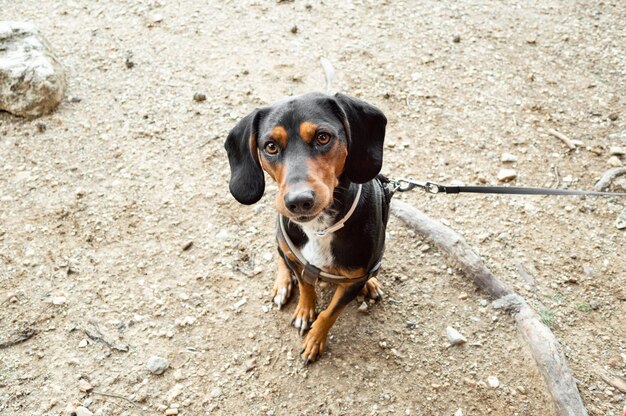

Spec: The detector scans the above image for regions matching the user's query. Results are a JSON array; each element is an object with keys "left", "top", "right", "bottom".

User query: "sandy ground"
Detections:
[{"left": 1, "top": 1, "right": 625, "bottom": 415}]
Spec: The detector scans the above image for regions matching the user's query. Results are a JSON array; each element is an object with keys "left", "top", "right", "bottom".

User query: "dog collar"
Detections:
[{"left": 314, "top": 183, "right": 362, "bottom": 237}]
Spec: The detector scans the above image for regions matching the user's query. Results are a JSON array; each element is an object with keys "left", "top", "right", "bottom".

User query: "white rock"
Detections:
[
  {"left": 147, "top": 356, "right": 169, "bottom": 375},
  {"left": 74, "top": 407, "right": 93, "bottom": 416},
  {"left": 608, "top": 156, "right": 622, "bottom": 167},
  {"left": 609, "top": 146, "right": 625, "bottom": 156},
  {"left": 446, "top": 326, "right": 467, "bottom": 345},
  {"left": 51, "top": 296, "right": 66, "bottom": 305},
  {"left": 501, "top": 153, "right": 518, "bottom": 163},
  {"left": 0, "top": 21, "right": 66, "bottom": 117},
  {"left": 497, "top": 169, "right": 517, "bottom": 182},
  {"left": 454, "top": 409, "right": 464, "bottom": 416},
  {"left": 488, "top": 375, "right": 500, "bottom": 388},
  {"left": 358, "top": 301, "right": 369, "bottom": 313},
  {"left": 210, "top": 387, "right": 223, "bottom": 398}
]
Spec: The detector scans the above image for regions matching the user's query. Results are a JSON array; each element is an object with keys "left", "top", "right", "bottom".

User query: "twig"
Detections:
[
  {"left": 84, "top": 321, "right": 129, "bottom": 352},
  {"left": 552, "top": 166, "right": 560, "bottom": 189},
  {"left": 391, "top": 199, "right": 588, "bottom": 416},
  {"left": 0, "top": 327, "right": 37, "bottom": 349},
  {"left": 516, "top": 263, "right": 536, "bottom": 287},
  {"left": 547, "top": 128, "right": 576, "bottom": 150},
  {"left": 593, "top": 167, "right": 626, "bottom": 191},
  {"left": 91, "top": 390, "right": 138, "bottom": 407},
  {"left": 596, "top": 370, "right": 626, "bottom": 393}
]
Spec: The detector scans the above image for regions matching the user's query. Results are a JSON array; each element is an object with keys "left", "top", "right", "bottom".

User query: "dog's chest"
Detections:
[{"left": 299, "top": 217, "right": 335, "bottom": 269}]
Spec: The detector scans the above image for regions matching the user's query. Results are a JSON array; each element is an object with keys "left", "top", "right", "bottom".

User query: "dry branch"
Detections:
[
  {"left": 391, "top": 199, "right": 588, "bottom": 416},
  {"left": 593, "top": 167, "right": 626, "bottom": 192},
  {"left": 548, "top": 128, "right": 576, "bottom": 150}
]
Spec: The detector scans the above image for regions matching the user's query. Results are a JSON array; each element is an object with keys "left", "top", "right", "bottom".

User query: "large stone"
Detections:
[{"left": 0, "top": 21, "right": 66, "bottom": 117}]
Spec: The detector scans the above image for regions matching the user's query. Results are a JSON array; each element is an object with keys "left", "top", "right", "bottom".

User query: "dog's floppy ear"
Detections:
[
  {"left": 224, "top": 109, "right": 265, "bottom": 204},
  {"left": 333, "top": 93, "right": 387, "bottom": 183}
]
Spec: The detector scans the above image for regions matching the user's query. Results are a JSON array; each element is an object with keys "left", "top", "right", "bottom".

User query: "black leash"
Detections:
[{"left": 390, "top": 178, "right": 626, "bottom": 197}]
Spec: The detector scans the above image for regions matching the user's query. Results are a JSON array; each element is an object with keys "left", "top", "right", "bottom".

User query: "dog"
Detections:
[{"left": 225, "top": 92, "right": 390, "bottom": 363}]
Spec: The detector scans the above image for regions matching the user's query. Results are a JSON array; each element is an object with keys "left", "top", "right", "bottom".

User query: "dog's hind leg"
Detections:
[{"left": 359, "top": 277, "right": 384, "bottom": 302}]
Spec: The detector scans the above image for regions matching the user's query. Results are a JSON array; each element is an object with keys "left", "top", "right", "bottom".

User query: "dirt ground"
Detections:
[{"left": 1, "top": 1, "right": 625, "bottom": 415}]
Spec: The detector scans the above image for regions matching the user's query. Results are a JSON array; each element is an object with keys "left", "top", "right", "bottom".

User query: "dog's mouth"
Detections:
[{"left": 293, "top": 214, "right": 318, "bottom": 223}]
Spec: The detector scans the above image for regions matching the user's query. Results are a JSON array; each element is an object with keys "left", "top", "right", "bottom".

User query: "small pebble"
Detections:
[
  {"left": 446, "top": 326, "right": 467, "bottom": 346},
  {"left": 358, "top": 301, "right": 369, "bottom": 313},
  {"left": 52, "top": 296, "right": 66, "bottom": 305},
  {"left": 150, "top": 13, "right": 164, "bottom": 23},
  {"left": 147, "top": 356, "right": 169, "bottom": 375},
  {"left": 165, "top": 409, "right": 178, "bottom": 415},
  {"left": 607, "top": 156, "right": 622, "bottom": 167},
  {"left": 609, "top": 146, "right": 625, "bottom": 156},
  {"left": 182, "top": 241, "right": 193, "bottom": 251},
  {"left": 501, "top": 153, "right": 518, "bottom": 163},
  {"left": 589, "top": 300, "right": 600, "bottom": 310},
  {"left": 497, "top": 169, "right": 517, "bottom": 182},
  {"left": 193, "top": 93, "right": 206, "bottom": 102},
  {"left": 78, "top": 379, "right": 93, "bottom": 392},
  {"left": 452, "top": 34, "right": 461, "bottom": 43},
  {"left": 290, "top": 25, "right": 298, "bottom": 34},
  {"left": 75, "top": 407, "right": 93, "bottom": 416},
  {"left": 454, "top": 409, "right": 464, "bottom": 416},
  {"left": 78, "top": 339, "right": 88, "bottom": 348},
  {"left": 488, "top": 375, "right": 500, "bottom": 388},
  {"left": 458, "top": 293, "right": 468, "bottom": 300},
  {"left": 608, "top": 113, "right": 618, "bottom": 121},
  {"left": 245, "top": 359, "right": 257, "bottom": 372},
  {"left": 124, "top": 52, "right": 134, "bottom": 69},
  {"left": 211, "top": 387, "right": 223, "bottom": 398}
]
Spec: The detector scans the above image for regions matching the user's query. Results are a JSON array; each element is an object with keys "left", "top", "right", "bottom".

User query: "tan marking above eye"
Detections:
[
  {"left": 299, "top": 121, "right": 318, "bottom": 143},
  {"left": 271, "top": 125, "right": 288, "bottom": 148}
]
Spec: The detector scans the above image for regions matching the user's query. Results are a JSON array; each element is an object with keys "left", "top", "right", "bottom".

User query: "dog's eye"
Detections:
[
  {"left": 264, "top": 141, "right": 279, "bottom": 155},
  {"left": 315, "top": 132, "right": 331, "bottom": 146}
]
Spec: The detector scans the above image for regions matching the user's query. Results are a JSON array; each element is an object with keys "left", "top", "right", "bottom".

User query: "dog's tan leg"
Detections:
[
  {"left": 271, "top": 256, "right": 293, "bottom": 309},
  {"left": 301, "top": 271, "right": 367, "bottom": 363},
  {"left": 300, "top": 284, "right": 349, "bottom": 363},
  {"left": 292, "top": 278, "right": 316, "bottom": 336}
]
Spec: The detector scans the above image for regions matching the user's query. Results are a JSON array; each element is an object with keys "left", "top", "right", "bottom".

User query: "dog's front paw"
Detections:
[
  {"left": 359, "top": 277, "right": 384, "bottom": 302},
  {"left": 271, "top": 271, "right": 294, "bottom": 309},
  {"left": 300, "top": 323, "right": 328, "bottom": 364},
  {"left": 292, "top": 298, "right": 316, "bottom": 336}
]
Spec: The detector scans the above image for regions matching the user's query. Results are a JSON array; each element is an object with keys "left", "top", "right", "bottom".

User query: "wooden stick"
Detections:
[
  {"left": 547, "top": 128, "right": 576, "bottom": 150},
  {"left": 593, "top": 167, "right": 626, "bottom": 191},
  {"left": 596, "top": 370, "right": 626, "bottom": 393},
  {"left": 91, "top": 390, "right": 137, "bottom": 407},
  {"left": 391, "top": 199, "right": 588, "bottom": 416}
]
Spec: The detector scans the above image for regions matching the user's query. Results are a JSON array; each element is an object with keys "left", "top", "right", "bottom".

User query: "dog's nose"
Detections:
[{"left": 284, "top": 189, "right": 316, "bottom": 215}]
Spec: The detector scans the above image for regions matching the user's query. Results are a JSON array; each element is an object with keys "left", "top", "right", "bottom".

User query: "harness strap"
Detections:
[{"left": 277, "top": 215, "right": 381, "bottom": 286}]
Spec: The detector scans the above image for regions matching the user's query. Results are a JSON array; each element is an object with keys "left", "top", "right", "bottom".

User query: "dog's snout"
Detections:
[{"left": 284, "top": 189, "right": 316, "bottom": 215}]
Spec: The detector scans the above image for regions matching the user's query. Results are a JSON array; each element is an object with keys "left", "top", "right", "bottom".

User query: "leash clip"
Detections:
[{"left": 394, "top": 178, "right": 441, "bottom": 194}]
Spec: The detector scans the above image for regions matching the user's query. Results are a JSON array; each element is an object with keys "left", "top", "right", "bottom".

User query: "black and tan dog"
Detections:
[{"left": 225, "top": 92, "right": 390, "bottom": 363}]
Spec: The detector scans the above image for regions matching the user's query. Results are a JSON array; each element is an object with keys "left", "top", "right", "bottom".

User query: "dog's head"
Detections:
[{"left": 224, "top": 92, "right": 387, "bottom": 223}]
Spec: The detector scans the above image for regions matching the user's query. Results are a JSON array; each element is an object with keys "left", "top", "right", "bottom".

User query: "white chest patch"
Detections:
[{"left": 299, "top": 215, "right": 335, "bottom": 269}]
